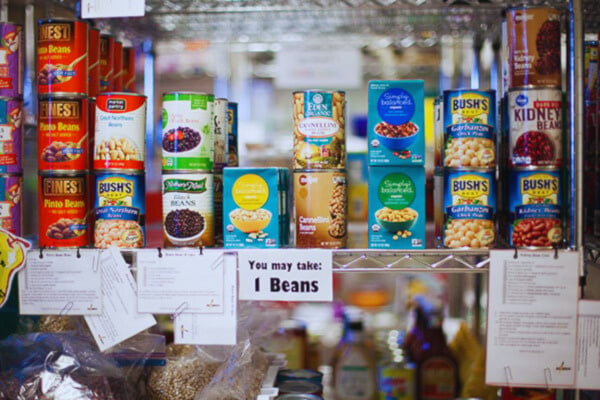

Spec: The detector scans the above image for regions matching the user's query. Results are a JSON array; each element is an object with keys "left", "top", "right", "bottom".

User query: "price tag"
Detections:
[
  {"left": 136, "top": 249, "right": 225, "bottom": 314},
  {"left": 85, "top": 247, "right": 156, "bottom": 352},
  {"left": 485, "top": 250, "right": 579, "bottom": 388},
  {"left": 81, "top": 0, "right": 145, "bottom": 18},
  {"left": 19, "top": 249, "right": 101, "bottom": 315},
  {"left": 238, "top": 249, "right": 333, "bottom": 302},
  {"left": 576, "top": 300, "right": 600, "bottom": 389}
]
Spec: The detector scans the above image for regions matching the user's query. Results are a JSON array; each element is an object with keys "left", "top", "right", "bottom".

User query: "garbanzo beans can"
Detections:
[
  {"left": 293, "top": 90, "right": 346, "bottom": 170},
  {"left": 294, "top": 170, "right": 347, "bottom": 248}
]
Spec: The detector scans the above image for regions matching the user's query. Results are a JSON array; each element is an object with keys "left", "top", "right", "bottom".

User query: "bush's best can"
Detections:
[
  {"left": 0, "top": 173, "right": 21, "bottom": 236},
  {"left": 0, "top": 97, "right": 22, "bottom": 173},
  {"left": 99, "top": 34, "right": 114, "bottom": 93},
  {"left": 0, "top": 23, "right": 23, "bottom": 98},
  {"left": 88, "top": 28, "right": 100, "bottom": 98},
  {"left": 213, "top": 98, "right": 229, "bottom": 171}
]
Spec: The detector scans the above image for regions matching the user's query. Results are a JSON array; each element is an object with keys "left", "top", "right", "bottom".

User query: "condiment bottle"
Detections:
[{"left": 377, "top": 331, "right": 416, "bottom": 400}]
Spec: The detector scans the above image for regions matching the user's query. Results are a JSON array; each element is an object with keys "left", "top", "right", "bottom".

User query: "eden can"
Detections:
[
  {"left": 227, "top": 102, "right": 239, "bottom": 167},
  {"left": 162, "top": 172, "right": 214, "bottom": 248},
  {"left": 213, "top": 98, "right": 229, "bottom": 171},
  {"left": 99, "top": 34, "right": 114, "bottom": 93},
  {"left": 0, "top": 97, "right": 23, "bottom": 173},
  {"left": 93, "top": 92, "right": 146, "bottom": 171},
  {"left": 94, "top": 171, "right": 145, "bottom": 249},
  {"left": 38, "top": 172, "right": 89, "bottom": 248},
  {"left": 0, "top": 173, "right": 21, "bottom": 236},
  {"left": 37, "top": 19, "right": 88, "bottom": 96},
  {"left": 0, "top": 23, "right": 23, "bottom": 98},
  {"left": 88, "top": 28, "right": 100, "bottom": 98}
]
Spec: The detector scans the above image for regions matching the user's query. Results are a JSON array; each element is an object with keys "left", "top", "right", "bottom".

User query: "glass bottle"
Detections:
[{"left": 377, "top": 330, "right": 416, "bottom": 400}]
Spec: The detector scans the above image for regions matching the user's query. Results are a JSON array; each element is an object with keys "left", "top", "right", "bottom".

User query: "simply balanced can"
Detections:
[
  {"left": 0, "top": 23, "right": 23, "bottom": 98},
  {"left": 0, "top": 173, "right": 21, "bottom": 236},
  {"left": 0, "top": 97, "right": 22, "bottom": 173}
]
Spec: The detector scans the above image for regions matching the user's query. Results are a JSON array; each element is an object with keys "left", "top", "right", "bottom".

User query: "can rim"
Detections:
[
  {"left": 509, "top": 166, "right": 562, "bottom": 172},
  {"left": 508, "top": 86, "right": 563, "bottom": 92},
  {"left": 293, "top": 89, "right": 346, "bottom": 95},
  {"left": 38, "top": 170, "right": 88, "bottom": 176},
  {"left": 38, "top": 93, "right": 88, "bottom": 100},
  {"left": 161, "top": 170, "right": 214, "bottom": 175},
  {"left": 96, "top": 92, "right": 146, "bottom": 98},
  {"left": 443, "top": 167, "right": 496, "bottom": 173},
  {"left": 92, "top": 170, "right": 145, "bottom": 175},
  {"left": 443, "top": 89, "right": 497, "bottom": 95},
  {"left": 38, "top": 18, "right": 90, "bottom": 25},
  {"left": 163, "top": 91, "right": 214, "bottom": 97}
]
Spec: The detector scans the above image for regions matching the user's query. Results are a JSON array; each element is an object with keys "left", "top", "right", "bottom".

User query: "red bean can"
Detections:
[
  {"left": 37, "top": 19, "right": 88, "bottom": 96},
  {"left": 99, "top": 34, "right": 114, "bottom": 93},
  {"left": 508, "top": 87, "right": 562, "bottom": 167},
  {"left": 38, "top": 95, "right": 89, "bottom": 172},
  {"left": 88, "top": 28, "right": 100, "bottom": 98},
  {"left": 0, "top": 97, "right": 23, "bottom": 174},
  {"left": 0, "top": 23, "right": 23, "bottom": 98},
  {"left": 122, "top": 46, "right": 135, "bottom": 92},
  {"left": 38, "top": 172, "right": 89, "bottom": 248},
  {"left": 112, "top": 41, "right": 123, "bottom": 91},
  {"left": 0, "top": 173, "right": 22, "bottom": 236},
  {"left": 506, "top": 6, "right": 562, "bottom": 88}
]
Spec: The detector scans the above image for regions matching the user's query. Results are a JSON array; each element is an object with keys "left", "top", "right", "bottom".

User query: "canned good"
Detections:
[
  {"left": 88, "top": 28, "right": 100, "bottom": 98},
  {"left": 99, "top": 34, "right": 114, "bottom": 93},
  {"left": 584, "top": 41, "right": 598, "bottom": 102},
  {"left": 294, "top": 170, "right": 347, "bottom": 249},
  {"left": 508, "top": 167, "right": 562, "bottom": 248},
  {"left": 112, "top": 41, "right": 123, "bottom": 92},
  {"left": 122, "top": 47, "right": 136, "bottom": 92},
  {"left": 38, "top": 96, "right": 88, "bottom": 171},
  {"left": 277, "top": 369, "right": 323, "bottom": 384},
  {"left": 276, "top": 395, "right": 323, "bottom": 400},
  {"left": 37, "top": 19, "right": 88, "bottom": 96},
  {"left": 38, "top": 172, "right": 88, "bottom": 248},
  {"left": 293, "top": 90, "right": 346, "bottom": 170},
  {"left": 278, "top": 380, "right": 323, "bottom": 396},
  {"left": 434, "top": 95, "right": 443, "bottom": 167},
  {"left": 213, "top": 98, "right": 228, "bottom": 171},
  {"left": 0, "top": 23, "right": 23, "bottom": 98},
  {"left": 214, "top": 171, "right": 223, "bottom": 246},
  {"left": 508, "top": 87, "right": 562, "bottom": 167},
  {"left": 93, "top": 92, "right": 146, "bottom": 170},
  {"left": 88, "top": 97, "right": 96, "bottom": 171},
  {"left": 227, "top": 102, "right": 238, "bottom": 166},
  {"left": 0, "top": 97, "right": 22, "bottom": 173},
  {"left": 443, "top": 89, "right": 496, "bottom": 168},
  {"left": 506, "top": 6, "right": 562, "bottom": 88},
  {"left": 161, "top": 92, "right": 214, "bottom": 171},
  {"left": 443, "top": 168, "right": 496, "bottom": 249},
  {"left": 0, "top": 173, "right": 21, "bottom": 236},
  {"left": 162, "top": 172, "right": 214, "bottom": 247},
  {"left": 93, "top": 171, "right": 145, "bottom": 249}
]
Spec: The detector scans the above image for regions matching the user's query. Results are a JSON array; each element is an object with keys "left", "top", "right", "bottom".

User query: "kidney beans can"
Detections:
[
  {"left": 123, "top": 47, "right": 136, "bottom": 92},
  {"left": 161, "top": 92, "right": 214, "bottom": 171},
  {"left": 162, "top": 172, "right": 214, "bottom": 248},
  {"left": 112, "top": 41, "right": 123, "bottom": 92},
  {"left": 0, "top": 97, "right": 22, "bottom": 173},
  {"left": 443, "top": 89, "right": 496, "bottom": 168},
  {"left": 293, "top": 90, "right": 346, "bottom": 170},
  {"left": 0, "top": 23, "right": 23, "bottom": 98},
  {"left": 506, "top": 6, "right": 562, "bottom": 88},
  {"left": 88, "top": 28, "right": 100, "bottom": 98},
  {"left": 94, "top": 92, "right": 146, "bottom": 171},
  {"left": 213, "top": 98, "right": 229, "bottom": 171},
  {"left": 443, "top": 168, "right": 496, "bottom": 249},
  {"left": 38, "top": 96, "right": 88, "bottom": 171},
  {"left": 0, "top": 173, "right": 21, "bottom": 236},
  {"left": 294, "top": 170, "right": 347, "bottom": 248},
  {"left": 227, "top": 102, "right": 238, "bottom": 167},
  {"left": 93, "top": 171, "right": 145, "bottom": 249},
  {"left": 99, "top": 34, "right": 114, "bottom": 93},
  {"left": 508, "top": 87, "right": 562, "bottom": 167},
  {"left": 38, "top": 172, "right": 89, "bottom": 248},
  {"left": 508, "top": 167, "right": 562, "bottom": 248},
  {"left": 37, "top": 19, "right": 88, "bottom": 96}
]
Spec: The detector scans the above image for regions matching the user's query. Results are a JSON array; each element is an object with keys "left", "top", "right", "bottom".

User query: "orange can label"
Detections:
[
  {"left": 88, "top": 28, "right": 100, "bottom": 98},
  {"left": 99, "top": 34, "right": 114, "bottom": 92},
  {"left": 38, "top": 174, "right": 89, "bottom": 248},
  {"left": 37, "top": 19, "right": 88, "bottom": 95}
]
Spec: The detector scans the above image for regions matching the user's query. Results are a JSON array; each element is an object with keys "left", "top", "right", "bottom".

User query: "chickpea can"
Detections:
[
  {"left": 0, "top": 173, "right": 21, "bottom": 236},
  {"left": 509, "top": 168, "right": 562, "bottom": 248},
  {"left": 293, "top": 90, "right": 346, "bottom": 170},
  {"left": 0, "top": 97, "right": 22, "bottom": 173},
  {"left": 443, "top": 168, "right": 496, "bottom": 249},
  {"left": 37, "top": 19, "right": 88, "bottom": 96},
  {"left": 0, "top": 23, "right": 23, "bottom": 98},
  {"left": 38, "top": 172, "right": 88, "bottom": 248},
  {"left": 94, "top": 92, "right": 146, "bottom": 171}
]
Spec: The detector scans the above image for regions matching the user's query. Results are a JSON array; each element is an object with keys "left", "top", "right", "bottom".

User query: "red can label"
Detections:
[
  {"left": 37, "top": 19, "right": 88, "bottom": 95},
  {"left": 112, "top": 41, "right": 123, "bottom": 91},
  {"left": 123, "top": 47, "right": 135, "bottom": 92},
  {"left": 99, "top": 34, "right": 114, "bottom": 93},
  {"left": 38, "top": 97, "right": 89, "bottom": 171},
  {"left": 88, "top": 28, "right": 100, "bottom": 98},
  {"left": 38, "top": 174, "right": 89, "bottom": 248}
]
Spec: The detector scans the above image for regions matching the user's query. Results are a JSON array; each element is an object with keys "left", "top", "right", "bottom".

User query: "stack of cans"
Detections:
[{"left": 583, "top": 40, "right": 599, "bottom": 235}]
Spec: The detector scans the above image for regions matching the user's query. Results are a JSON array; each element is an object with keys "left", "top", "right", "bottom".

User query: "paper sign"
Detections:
[
  {"left": 576, "top": 300, "right": 600, "bottom": 389},
  {"left": 0, "top": 229, "right": 31, "bottom": 309},
  {"left": 136, "top": 249, "right": 225, "bottom": 314},
  {"left": 85, "top": 247, "right": 156, "bottom": 352},
  {"left": 174, "top": 253, "right": 237, "bottom": 345},
  {"left": 486, "top": 250, "right": 579, "bottom": 388},
  {"left": 19, "top": 249, "right": 101, "bottom": 315},
  {"left": 238, "top": 249, "right": 333, "bottom": 302},
  {"left": 82, "top": 0, "right": 145, "bottom": 18}
]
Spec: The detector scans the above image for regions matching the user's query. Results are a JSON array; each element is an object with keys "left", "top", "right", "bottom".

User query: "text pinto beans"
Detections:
[{"left": 0, "top": 23, "right": 23, "bottom": 98}]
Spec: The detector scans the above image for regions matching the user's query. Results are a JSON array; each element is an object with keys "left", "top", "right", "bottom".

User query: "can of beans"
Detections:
[
  {"left": 214, "top": 170, "right": 223, "bottom": 246},
  {"left": 443, "top": 168, "right": 496, "bottom": 249},
  {"left": 38, "top": 172, "right": 89, "bottom": 248},
  {"left": 443, "top": 89, "right": 496, "bottom": 168},
  {"left": 227, "top": 101, "right": 238, "bottom": 167},
  {"left": 93, "top": 92, "right": 146, "bottom": 171},
  {"left": 88, "top": 28, "right": 100, "bottom": 98},
  {"left": 93, "top": 171, "right": 145, "bottom": 249},
  {"left": 38, "top": 95, "right": 88, "bottom": 171},
  {"left": 99, "top": 34, "right": 114, "bottom": 93},
  {"left": 584, "top": 41, "right": 598, "bottom": 102},
  {"left": 112, "top": 41, "right": 123, "bottom": 92},
  {"left": 0, "top": 23, "right": 23, "bottom": 98},
  {"left": 508, "top": 167, "right": 562, "bottom": 248},
  {"left": 37, "top": 19, "right": 88, "bottom": 96},
  {"left": 88, "top": 97, "right": 96, "bottom": 171},
  {"left": 434, "top": 95, "right": 443, "bottom": 167},
  {"left": 122, "top": 47, "right": 135, "bottom": 92},
  {"left": 506, "top": 6, "right": 562, "bottom": 88},
  {"left": 0, "top": 97, "right": 22, "bottom": 173},
  {"left": 294, "top": 170, "right": 347, "bottom": 248},
  {"left": 161, "top": 92, "right": 214, "bottom": 171},
  {"left": 293, "top": 90, "right": 346, "bottom": 170},
  {"left": 213, "top": 98, "right": 229, "bottom": 171},
  {"left": 162, "top": 172, "right": 214, "bottom": 247},
  {"left": 508, "top": 87, "right": 562, "bottom": 167},
  {"left": 0, "top": 173, "right": 22, "bottom": 236}
]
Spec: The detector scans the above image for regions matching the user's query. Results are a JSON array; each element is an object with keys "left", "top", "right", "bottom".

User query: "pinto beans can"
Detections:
[
  {"left": 0, "top": 173, "right": 21, "bottom": 236},
  {"left": 94, "top": 171, "right": 145, "bottom": 248},
  {"left": 37, "top": 19, "right": 88, "bottom": 96},
  {"left": 122, "top": 47, "right": 136, "bottom": 92},
  {"left": 0, "top": 97, "right": 22, "bottom": 173},
  {"left": 38, "top": 96, "right": 88, "bottom": 171},
  {"left": 507, "top": 6, "right": 562, "bottom": 88},
  {"left": 88, "top": 28, "right": 100, "bottom": 98},
  {"left": 94, "top": 92, "right": 146, "bottom": 171},
  {"left": 509, "top": 168, "right": 562, "bottom": 248},
  {"left": 38, "top": 172, "right": 88, "bottom": 248},
  {"left": 99, "top": 34, "right": 114, "bottom": 93},
  {"left": 0, "top": 23, "right": 23, "bottom": 98},
  {"left": 508, "top": 87, "right": 563, "bottom": 167}
]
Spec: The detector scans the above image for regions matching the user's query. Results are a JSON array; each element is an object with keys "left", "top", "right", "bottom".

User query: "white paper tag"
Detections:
[
  {"left": 85, "top": 247, "right": 156, "bottom": 352},
  {"left": 238, "top": 249, "right": 333, "bottom": 302},
  {"left": 19, "top": 250, "right": 101, "bottom": 315},
  {"left": 81, "top": 0, "right": 145, "bottom": 18},
  {"left": 136, "top": 249, "right": 225, "bottom": 314},
  {"left": 485, "top": 250, "right": 579, "bottom": 388},
  {"left": 576, "top": 300, "right": 600, "bottom": 389},
  {"left": 174, "top": 253, "right": 237, "bottom": 345}
]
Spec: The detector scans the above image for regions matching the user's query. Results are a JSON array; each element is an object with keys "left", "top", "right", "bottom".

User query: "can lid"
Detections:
[
  {"left": 38, "top": 170, "right": 88, "bottom": 177},
  {"left": 443, "top": 167, "right": 496, "bottom": 174},
  {"left": 508, "top": 86, "right": 563, "bottom": 92},
  {"left": 293, "top": 89, "right": 346, "bottom": 95},
  {"left": 509, "top": 166, "right": 562, "bottom": 172},
  {"left": 96, "top": 92, "right": 146, "bottom": 98},
  {"left": 38, "top": 93, "right": 88, "bottom": 100},
  {"left": 443, "top": 89, "right": 496, "bottom": 95}
]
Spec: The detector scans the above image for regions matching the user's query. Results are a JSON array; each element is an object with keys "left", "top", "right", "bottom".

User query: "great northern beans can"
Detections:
[
  {"left": 0, "top": 173, "right": 21, "bottom": 236},
  {"left": 0, "top": 97, "right": 22, "bottom": 173},
  {"left": 0, "top": 23, "right": 23, "bottom": 98},
  {"left": 99, "top": 34, "right": 114, "bottom": 93}
]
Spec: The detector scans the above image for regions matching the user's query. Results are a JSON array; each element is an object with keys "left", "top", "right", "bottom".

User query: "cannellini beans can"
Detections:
[
  {"left": 0, "top": 97, "right": 23, "bottom": 173},
  {"left": 0, "top": 23, "right": 23, "bottom": 98},
  {"left": 88, "top": 28, "right": 100, "bottom": 98},
  {"left": 0, "top": 173, "right": 21, "bottom": 236},
  {"left": 213, "top": 98, "right": 229, "bottom": 171},
  {"left": 99, "top": 34, "right": 114, "bottom": 93},
  {"left": 294, "top": 170, "right": 347, "bottom": 248},
  {"left": 93, "top": 92, "right": 146, "bottom": 171}
]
